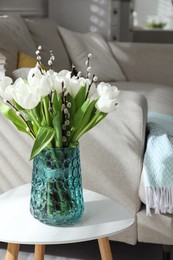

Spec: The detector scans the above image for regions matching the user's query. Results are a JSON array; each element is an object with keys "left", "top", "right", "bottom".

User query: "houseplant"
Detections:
[
  {"left": 146, "top": 16, "right": 167, "bottom": 29},
  {"left": 0, "top": 46, "right": 119, "bottom": 225}
]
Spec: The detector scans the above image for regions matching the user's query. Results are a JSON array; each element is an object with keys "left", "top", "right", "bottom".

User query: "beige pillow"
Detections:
[
  {"left": 25, "top": 19, "right": 71, "bottom": 71},
  {"left": 0, "top": 15, "right": 36, "bottom": 77},
  {"left": 5, "top": 15, "right": 36, "bottom": 56},
  {"left": 58, "top": 26, "right": 126, "bottom": 82}
]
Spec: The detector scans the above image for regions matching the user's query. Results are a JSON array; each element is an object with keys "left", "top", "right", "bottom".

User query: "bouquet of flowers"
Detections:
[{"left": 0, "top": 46, "right": 119, "bottom": 160}]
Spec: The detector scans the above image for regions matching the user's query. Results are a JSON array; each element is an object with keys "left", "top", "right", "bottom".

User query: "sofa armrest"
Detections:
[{"left": 81, "top": 90, "right": 147, "bottom": 214}]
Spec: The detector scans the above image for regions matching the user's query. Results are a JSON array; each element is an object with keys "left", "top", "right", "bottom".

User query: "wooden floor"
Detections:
[{"left": 0, "top": 240, "right": 172, "bottom": 260}]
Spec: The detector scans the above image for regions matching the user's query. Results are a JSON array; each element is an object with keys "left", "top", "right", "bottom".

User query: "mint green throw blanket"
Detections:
[{"left": 143, "top": 113, "right": 173, "bottom": 215}]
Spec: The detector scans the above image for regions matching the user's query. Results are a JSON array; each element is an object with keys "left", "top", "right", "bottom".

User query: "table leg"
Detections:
[
  {"left": 98, "top": 237, "right": 113, "bottom": 260},
  {"left": 6, "top": 243, "right": 20, "bottom": 260},
  {"left": 34, "top": 244, "right": 45, "bottom": 260}
]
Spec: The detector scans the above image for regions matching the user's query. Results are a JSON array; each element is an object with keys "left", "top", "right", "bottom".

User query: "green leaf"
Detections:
[
  {"left": 0, "top": 103, "right": 32, "bottom": 137},
  {"left": 53, "top": 112, "right": 62, "bottom": 147},
  {"left": 53, "top": 92, "right": 62, "bottom": 115},
  {"left": 25, "top": 106, "right": 41, "bottom": 135},
  {"left": 69, "top": 99, "right": 97, "bottom": 143},
  {"left": 74, "top": 85, "right": 87, "bottom": 111},
  {"left": 32, "top": 103, "right": 41, "bottom": 123},
  {"left": 40, "top": 101, "right": 47, "bottom": 127},
  {"left": 70, "top": 99, "right": 90, "bottom": 133},
  {"left": 30, "top": 126, "right": 55, "bottom": 160},
  {"left": 70, "top": 112, "right": 107, "bottom": 144},
  {"left": 77, "top": 99, "right": 98, "bottom": 130},
  {"left": 85, "top": 112, "right": 107, "bottom": 132}
]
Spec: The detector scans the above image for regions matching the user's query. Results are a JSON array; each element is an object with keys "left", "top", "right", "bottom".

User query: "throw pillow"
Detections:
[
  {"left": 58, "top": 26, "right": 126, "bottom": 82},
  {"left": 25, "top": 18, "right": 71, "bottom": 71},
  {"left": 18, "top": 52, "right": 37, "bottom": 68},
  {"left": 17, "top": 52, "right": 47, "bottom": 70}
]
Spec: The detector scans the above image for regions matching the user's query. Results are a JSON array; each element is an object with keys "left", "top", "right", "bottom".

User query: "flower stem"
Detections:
[
  {"left": 28, "top": 110, "right": 40, "bottom": 128},
  {"left": 42, "top": 97, "right": 50, "bottom": 126}
]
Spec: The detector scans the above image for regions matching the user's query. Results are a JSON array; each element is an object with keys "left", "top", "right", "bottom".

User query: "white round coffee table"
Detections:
[{"left": 0, "top": 184, "right": 134, "bottom": 260}]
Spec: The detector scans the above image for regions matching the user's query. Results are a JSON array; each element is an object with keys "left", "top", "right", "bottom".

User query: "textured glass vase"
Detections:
[{"left": 30, "top": 145, "right": 84, "bottom": 226}]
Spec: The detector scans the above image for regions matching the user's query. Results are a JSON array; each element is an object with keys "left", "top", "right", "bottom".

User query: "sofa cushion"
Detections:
[
  {"left": 0, "top": 15, "right": 36, "bottom": 77},
  {"left": 109, "top": 42, "right": 173, "bottom": 87},
  {"left": 114, "top": 81, "right": 173, "bottom": 116},
  {"left": 58, "top": 26, "right": 126, "bottom": 82},
  {"left": 25, "top": 18, "right": 71, "bottom": 71}
]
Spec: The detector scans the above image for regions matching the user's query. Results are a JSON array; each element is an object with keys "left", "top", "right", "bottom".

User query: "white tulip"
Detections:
[
  {"left": 7, "top": 78, "right": 40, "bottom": 109},
  {"left": 95, "top": 95, "right": 118, "bottom": 113},
  {"left": 45, "top": 70, "right": 96, "bottom": 98},
  {"left": 95, "top": 82, "right": 119, "bottom": 113},
  {"left": 44, "top": 70, "right": 57, "bottom": 91},
  {"left": 0, "top": 76, "right": 13, "bottom": 100},
  {"left": 27, "top": 65, "right": 43, "bottom": 84},
  {"left": 54, "top": 74, "right": 70, "bottom": 94},
  {"left": 36, "top": 77, "right": 52, "bottom": 97},
  {"left": 45, "top": 70, "right": 70, "bottom": 95},
  {"left": 67, "top": 77, "right": 87, "bottom": 98},
  {"left": 28, "top": 67, "right": 52, "bottom": 98},
  {"left": 58, "top": 70, "right": 71, "bottom": 78},
  {"left": 97, "top": 82, "right": 119, "bottom": 99}
]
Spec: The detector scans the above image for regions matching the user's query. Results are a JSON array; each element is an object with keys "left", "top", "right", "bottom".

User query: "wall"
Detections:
[{"left": 0, "top": 0, "right": 48, "bottom": 17}]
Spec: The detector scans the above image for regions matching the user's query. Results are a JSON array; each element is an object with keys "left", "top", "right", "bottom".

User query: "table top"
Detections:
[{"left": 0, "top": 184, "right": 134, "bottom": 245}]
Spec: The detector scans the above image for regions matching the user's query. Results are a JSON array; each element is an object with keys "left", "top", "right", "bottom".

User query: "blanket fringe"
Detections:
[{"left": 145, "top": 187, "right": 173, "bottom": 216}]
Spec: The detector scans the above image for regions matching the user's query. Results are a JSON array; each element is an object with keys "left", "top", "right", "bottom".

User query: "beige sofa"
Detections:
[{"left": 0, "top": 14, "right": 173, "bottom": 254}]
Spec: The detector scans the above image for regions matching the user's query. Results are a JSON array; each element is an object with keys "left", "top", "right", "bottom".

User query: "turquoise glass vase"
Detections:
[{"left": 30, "top": 145, "right": 84, "bottom": 226}]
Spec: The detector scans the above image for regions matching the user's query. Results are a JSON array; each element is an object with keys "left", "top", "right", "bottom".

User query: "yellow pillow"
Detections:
[{"left": 18, "top": 52, "right": 47, "bottom": 70}]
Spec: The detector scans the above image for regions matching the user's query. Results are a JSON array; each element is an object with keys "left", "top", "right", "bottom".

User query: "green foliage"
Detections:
[
  {"left": 0, "top": 84, "right": 109, "bottom": 160},
  {"left": 146, "top": 22, "right": 167, "bottom": 29}
]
